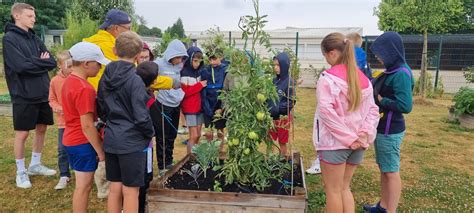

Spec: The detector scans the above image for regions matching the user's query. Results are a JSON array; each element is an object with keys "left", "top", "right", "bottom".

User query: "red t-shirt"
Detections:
[{"left": 61, "top": 74, "right": 97, "bottom": 146}]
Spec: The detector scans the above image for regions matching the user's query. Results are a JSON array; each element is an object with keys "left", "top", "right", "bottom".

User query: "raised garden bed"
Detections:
[{"left": 147, "top": 152, "right": 308, "bottom": 212}]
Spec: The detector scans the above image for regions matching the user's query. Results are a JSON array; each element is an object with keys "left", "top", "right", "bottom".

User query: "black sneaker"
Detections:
[{"left": 363, "top": 202, "right": 387, "bottom": 213}]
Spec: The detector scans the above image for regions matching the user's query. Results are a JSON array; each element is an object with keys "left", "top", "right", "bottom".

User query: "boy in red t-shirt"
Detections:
[{"left": 62, "top": 42, "right": 110, "bottom": 212}]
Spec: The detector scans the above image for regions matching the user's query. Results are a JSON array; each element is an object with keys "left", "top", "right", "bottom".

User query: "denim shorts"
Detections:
[
  {"left": 65, "top": 143, "right": 98, "bottom": 172},
  {"left": 318, "top": 149, "right": 365, "bottom": 165},
  {"left": 374, "top": 131, "right": 405, "bottom": 172}
]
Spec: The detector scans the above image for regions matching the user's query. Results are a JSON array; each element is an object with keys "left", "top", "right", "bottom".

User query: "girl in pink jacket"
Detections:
[{"left": 313, "top": 32, "right": 379, "bottom": 213}]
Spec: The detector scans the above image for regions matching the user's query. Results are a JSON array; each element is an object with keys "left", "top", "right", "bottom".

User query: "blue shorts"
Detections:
[
  {"left": 374, "top": 131, "right": 405, "bottom": 173},
  {"left": 65, "top": 143, "right": 98, "bottom": 172}
]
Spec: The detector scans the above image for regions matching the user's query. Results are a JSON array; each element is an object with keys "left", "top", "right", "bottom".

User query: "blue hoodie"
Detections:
[
  {"left": 269, "top": 52, "right": 296, "bottom": 120},
  {"left": 354, "top": 47, "right": 371, "bottom": 80},
  {"left": 201, "top": 59, "right": 229, "bottom": 117},
  {"left": 370, "top": 32, "right": 414, "bottom": 135},
  {"left": 154, "top": 39, "right": 189, "bottom": 107}
]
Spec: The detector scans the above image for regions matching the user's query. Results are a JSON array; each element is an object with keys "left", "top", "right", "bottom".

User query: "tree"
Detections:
[
  {"left": 165, "top": 18, "right": 186, "bottom": 38},
  {"left": 137, "top": 24, "right": 162, "bottom": 37},
  {"left": 375, "top": 0, "right": 466, "bottom": 98},
  {"left": 74, "top": 0, "right": 135, "bottom": 24}
]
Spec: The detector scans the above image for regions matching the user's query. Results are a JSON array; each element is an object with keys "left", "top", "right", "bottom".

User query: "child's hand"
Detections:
[
  {"left": 201, "top": 80, "right": 207, "bottom": 87},
  {"left": 350, "top": 141, "right": 363, "bottom": 150},
  {"left": 40, "top": 52, "right": 50, "bottom": 59},
  {"left": 97, "top": 152, "right": 105, "bottom": 162}
]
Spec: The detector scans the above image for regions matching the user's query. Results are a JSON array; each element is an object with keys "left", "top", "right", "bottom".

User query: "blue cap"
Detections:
[{"left": 99, "top": 9, "right": 132, "bottom": 30}]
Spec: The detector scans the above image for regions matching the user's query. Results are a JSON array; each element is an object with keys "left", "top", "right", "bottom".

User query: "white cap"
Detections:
[{"left": 69, "top": 42, "right": 110, "bottom": 65}]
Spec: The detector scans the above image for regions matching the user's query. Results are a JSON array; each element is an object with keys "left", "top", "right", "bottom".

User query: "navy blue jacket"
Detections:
[
  {"left": 371, "top": 32, "right": 414, "bottom": 135},
  {"left": 97, "top": 61, "right": 154, "bottom": 154},
  {"left": 201, "top": 60, "right": 229, "bottom": 117},
  {"left": 2, "top": 23, "right": 57, "bottom": 104},
  {"left": 269, "top": 52, "right": 296, "bottom": 120}
]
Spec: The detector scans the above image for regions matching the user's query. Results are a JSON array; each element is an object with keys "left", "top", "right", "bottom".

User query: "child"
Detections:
[
  {"left": 138, "top": 42, "right": 155, "bottom": 64},
  {"left": 49, "top": 50, "right": 73, "bottom": 190},
  {"left": 181, "top": 47, "right": 207, "bottom": 153},
  {"left": 61, "top": 42, "right": 109, "bottom": 212},
  {"left": 201, "top": 49, "right": 228, "bottom": 152},
  {"left": 135, "top": 61, "right": 160, "bottom": 213},
  {"left": 97, "top": 31, "right": 154, "bottom": 213},
  {"left": 363, "top": 32, "right": 414, "bottom": 213},
  {"left": 314, "top": 32, "right": 379, "bottom": 213},
  {"left": 269, "top": 52, "right": 296, "bottom": 157},
  {"left": 346, "top": 32, "right": 372, "bottom": 80},
  {"left": 153, "top": 39, "right": 188, "bottom": 171}
]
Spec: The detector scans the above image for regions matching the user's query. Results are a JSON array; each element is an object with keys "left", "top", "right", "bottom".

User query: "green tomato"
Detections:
[
  {"left": 248, "top": 131, "right": 258, "bottom": 140},
  {"left": 232, "top": 138, "right": 240, "bottom": 146},
  {"left": 257, "top": 93, "right": 266, "bottom": 103},
  {"left": 256, "top": 112, "right": 265, "bottom": 121},
  {"left": 243, "top": 148, "right": 250, "bottom": 155}
]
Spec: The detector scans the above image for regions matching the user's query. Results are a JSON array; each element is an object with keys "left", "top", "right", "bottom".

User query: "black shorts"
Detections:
[
  {"left": 13, "top": 102, "right": 54, "bottom": 131},
  {"left": 105, "top": 151, "right": 146, "bottom": 187},
  {"left": 204, "top": 115, "right": 226, "bottom": 129}
]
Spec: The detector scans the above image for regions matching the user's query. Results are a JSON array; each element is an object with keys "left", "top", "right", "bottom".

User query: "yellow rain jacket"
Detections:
[{"left": 83, "top": 30, "right": 173, "bottom": 91}]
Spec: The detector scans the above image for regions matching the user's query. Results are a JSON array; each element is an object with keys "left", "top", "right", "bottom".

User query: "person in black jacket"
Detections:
[
  {"left": 2, "top": 3, "right": 57, "bottom": 189},
  {"left": 97, "top": 31, "right": 154, "bottom": 212}
]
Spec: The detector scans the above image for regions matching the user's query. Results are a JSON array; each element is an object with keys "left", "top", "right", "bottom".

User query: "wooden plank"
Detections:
[
  {"left": 148, "top": 189, "right": 306, "bottom": 209},
  {"left": 148, "top": 202, "right": 304, "bottom": 213}
]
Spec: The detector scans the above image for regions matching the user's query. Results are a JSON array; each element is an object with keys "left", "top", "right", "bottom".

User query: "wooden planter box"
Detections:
[
  {"left": 147, "top": 153, "right": 308, "bottom": 212},
  {"left": 459, "top": 114, "right": 474, "bottom": 129}
]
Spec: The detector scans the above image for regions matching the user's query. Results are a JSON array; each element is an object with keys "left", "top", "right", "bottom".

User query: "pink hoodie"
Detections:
[{"left": 313, "top": 64, "right": 380, "bottom": 151}]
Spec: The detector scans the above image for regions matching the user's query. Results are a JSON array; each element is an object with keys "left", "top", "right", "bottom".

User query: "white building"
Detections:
[{"left": 187, "top": 27, "right": 363, "bottom": 87}]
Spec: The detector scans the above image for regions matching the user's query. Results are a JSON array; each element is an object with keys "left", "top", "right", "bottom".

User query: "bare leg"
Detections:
[{"left": 73, "top": 171, "right": 94, "bottom": 213}]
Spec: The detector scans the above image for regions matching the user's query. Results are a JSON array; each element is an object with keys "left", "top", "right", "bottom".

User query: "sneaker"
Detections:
[
  {"left": 363, "top": 202, "right": 386, "bottom": 213},
  {"left": 178, "top": 127, "right": 188, "bottom": 135},
  {"left": 182, "top": 139, "right": 188, "bottom": 145},
  {"left": 54, "top": 177, "right": 70, "bottom": 190},
  {"left": 16, "top": 171, "right": 32, "bottom": 189},
  {"left": 27, "top": 164, "right": 57, "bottom": 176},
  {"left": 306, "top": 160, "right": 321, "bottom": 174}
]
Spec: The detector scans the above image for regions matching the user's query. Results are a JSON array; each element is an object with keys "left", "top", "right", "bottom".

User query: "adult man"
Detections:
[{"left": 3, "top": 3, "right": 57, "bottom": 188}]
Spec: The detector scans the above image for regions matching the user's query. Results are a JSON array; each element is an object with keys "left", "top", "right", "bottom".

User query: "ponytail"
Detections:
[{"left": 321, "top": 33, "right": 362, "bottom": 111}]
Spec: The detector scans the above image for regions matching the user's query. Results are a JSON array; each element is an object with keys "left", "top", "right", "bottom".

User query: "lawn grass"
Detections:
[{"left": 0, "top": 83, "right": 472, "bottom": 211}]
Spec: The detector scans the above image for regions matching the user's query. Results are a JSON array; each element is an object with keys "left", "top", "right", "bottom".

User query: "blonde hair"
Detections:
[
  {"left": 321, "top": 32, "right": 361, "bottom": 111},
  {"left": 11, "top": 3, "right": 35, "bottom": 16},
  {"left": 115, "top": 31, "right": 143, "bottom": 59},
  {"left": 56, "top": 50, "right": 71, "bottom": 63},
  {"left": 346, "top": 32, "right": 363, "bottom": 47}
]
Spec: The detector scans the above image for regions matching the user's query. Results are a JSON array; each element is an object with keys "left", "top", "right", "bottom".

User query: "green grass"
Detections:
[{"left": 0, "top": 87, "right": 472, "bottom": 211}]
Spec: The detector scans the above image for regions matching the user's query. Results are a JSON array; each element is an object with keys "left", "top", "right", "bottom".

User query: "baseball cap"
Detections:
[
  {"left": 99, "top": 9, "right": 132, "bottom": 30},
  {"left": 69, "top": 42, "right": 110, "bottom": 65}
]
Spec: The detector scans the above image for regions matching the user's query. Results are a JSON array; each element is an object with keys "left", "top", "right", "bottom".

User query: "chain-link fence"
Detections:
[{"left": 190, "top": 30, "right": 474, "bottom": 93}]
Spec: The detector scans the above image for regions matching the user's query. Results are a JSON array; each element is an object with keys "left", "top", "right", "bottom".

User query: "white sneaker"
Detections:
[
  {"left": 306, "top": 159, "right": 321, "bottom": 174},
  {"left": 16, "top": 171, "right": 32, "bottom": 189},
  {"left": 27, "top": 164, "right": 57, "bottom": 176},
  {"left": 178, "top": 127, "right": 188, "bottom": 134},
  {"left": 54, "top": 177, "right": 70, "bottom": 190}
]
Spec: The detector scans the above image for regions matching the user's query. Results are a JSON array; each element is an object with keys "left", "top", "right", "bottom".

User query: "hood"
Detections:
[
  {"left": 324, "top": 66, "right": 372, "bottom": 99},
  {"left": 102, "top": 61, "right": 136, "bottom": 90},
  {"left": 83, "top": 30, "right": 115, "bottom": 45},
  {"left": 370, "top": 31, "right": 406, "bottom": 71},
  {"left": 163, "top": 39, "right": 188, "bottom": 64},
  {"left": 181, "top": 46, "right": 203, "bottom": 78},
  {"left": 143, "top": 42, "right": 155, "bottom": 61},
  {"left": 274, "top": 52, "right": 290, "bottom": 80},
  {"left": 4, "top": 22, "right": 35, "bottom": 38}
]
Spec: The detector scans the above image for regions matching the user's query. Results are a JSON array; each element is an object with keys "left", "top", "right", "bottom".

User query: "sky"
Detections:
[{"left": 134, "top": 0, "right": 383, "bottom": 35}]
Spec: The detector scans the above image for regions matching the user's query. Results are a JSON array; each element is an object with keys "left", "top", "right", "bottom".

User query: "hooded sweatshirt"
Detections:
[
  {"left": 269, "top": 52, "right": 296, "bottom": 120},
  {"left": 97, "top": 60, "right": 154, "bottom": 154},
  {"left": 154, "top": 39, "right": 188, "bottom": 107},
  {"left": 370, "top": 31, "right": 414, "bottom": 135},
  {"left": 313, "top": 64, "right": 379, "bottom": 151},
  {"left": 181, "top": 46, "right": 204, "bottom": 114},
  {"left": 2, "top": 23, "right": 57, "bottom": 104},
  {"left": 201, "top": 59, "right": 229, "bottom": 117},
  {"left": 84, "top": 30, "right": 173, "bottom": 91}
]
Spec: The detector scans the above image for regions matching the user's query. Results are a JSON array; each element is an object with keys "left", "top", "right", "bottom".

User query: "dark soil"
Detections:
[{"left": 164, "top": 159, "right": 304, "bottom": 195}]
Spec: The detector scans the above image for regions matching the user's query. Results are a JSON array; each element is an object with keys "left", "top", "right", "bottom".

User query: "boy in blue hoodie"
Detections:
[
  {"left": 97, "top": 31, "right": 154, "bottom": 213},
  {"left": 269, "top": 52, "right": 296, "bottom": 157},
  {"left": 363, "top": 32, "right": 414, "bottom": 213},
  {"left": 154, "top": 39, "right": 188, "bottom": 171},
  {"left": 347, "top": 32, "right": 372, "bottom": 80},
  {"left": 201, "top": 49, "right": 228, "bottom": 152}
]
